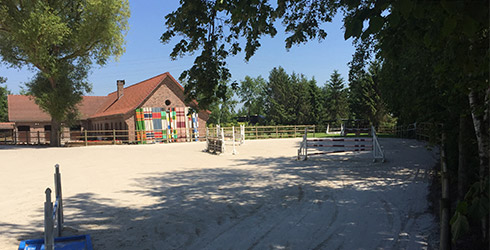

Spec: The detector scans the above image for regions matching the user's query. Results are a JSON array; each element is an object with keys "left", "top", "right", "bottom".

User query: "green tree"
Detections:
[
  {"left": 238, "top": 76, "right": 266, "bottom": 120},
  {"left": 324, "top": 70, "right": 348, "bottom": 126},
  {"left": 348, "top": 59, "right": 388, "bottom": 127},
  {"left": 0, "top": 76, "right": 10, "bottom": 122},
  {"left": 207, "top": 83, "right": 237, "bottom": 125},
  {"left": 290, "top": 73, "right": 311, "bottom": 125},
  {"left": 264, "top": 67, "right": 295, "bottom": 125},
  {"left": 347, "top": 41, "right": 370, "bottom": 121},
  {"left": 0, "top": 0, "right": 130, "bottom": 146},
  {"left": 306, "top": 77, "right": 322, "bottom": 125}
]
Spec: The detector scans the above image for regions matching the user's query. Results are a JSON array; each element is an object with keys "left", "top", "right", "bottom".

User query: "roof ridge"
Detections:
[{"left": 105, "top": 72, "right": 169, "bottom": 95}]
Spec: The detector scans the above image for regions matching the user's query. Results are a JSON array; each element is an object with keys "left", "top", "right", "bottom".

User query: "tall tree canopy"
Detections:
[
  {"left": 0, "top": 76, "right": 9, "bottom": 122},
  {"left": 238, "top": 76, "right": 267, "bottom": 120},
  {"left": 0, "top": 0, "right": 130, "bottom": 146},
  {"left": 207, "top": 81, "right": 238, "bottom": 125}
]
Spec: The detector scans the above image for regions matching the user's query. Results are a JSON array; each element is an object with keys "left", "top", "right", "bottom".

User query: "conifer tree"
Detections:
[{"left": 324, "top": 70, "right": 349, "bottom": 126}]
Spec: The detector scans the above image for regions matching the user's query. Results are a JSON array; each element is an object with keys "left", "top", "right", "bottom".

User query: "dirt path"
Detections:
[{"left": 0, "top": 138, "right": 438, "bottom": 249}]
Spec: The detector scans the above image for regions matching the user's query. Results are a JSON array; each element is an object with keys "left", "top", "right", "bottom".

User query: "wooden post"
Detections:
[
  {"left": 14, "top": 130, "right": 17, "bottom": 145},
  {"left": 276, "top": 126, "right": 278, "bottom": 138},
  {"left": 113, "top": 129, "right": 116, "bottom": 144},
  {"left": 84, "top": 130, "right": 88, "bottom": 146},
  {"left": 37, "top": 131, "right": 40, "bottom": 145},
  {"left": 313, "top": 125, "right": 316, "bottom": 137},
  {"left": 255, "top": 126, "right": 258, "bottom": 139},
  {"left": 294, "top": 126, "right": 297, "bottom": 138}
]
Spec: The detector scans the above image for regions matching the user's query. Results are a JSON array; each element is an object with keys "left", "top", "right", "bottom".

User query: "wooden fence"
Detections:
[
  {"left": 0, "top": 123, "right": 443, "bottom": 146},
  {"left": 207, "top": 125, "right": 316, "bottom": 140},
  {"left": 378, "top": 122, "right": 442, "bottom": 142},
  {"left": 0, "top": 129, "right": 205, "bottom": 146}
]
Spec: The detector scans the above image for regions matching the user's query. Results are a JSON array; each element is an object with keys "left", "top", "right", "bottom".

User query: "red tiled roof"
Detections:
[
  {"left": 91, "top": 72, "right": 168, "bottom": 118},
  {"left": 8, "top": 95, "right": 108, "bottom": 122}
]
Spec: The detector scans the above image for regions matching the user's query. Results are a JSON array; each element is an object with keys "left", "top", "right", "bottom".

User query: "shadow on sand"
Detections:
[{"left": 5, "top": 139, "right": 438, "bottom": 249}]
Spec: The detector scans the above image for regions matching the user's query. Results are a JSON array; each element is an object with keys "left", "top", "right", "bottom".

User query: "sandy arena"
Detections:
[{"left": 0, "top": 138, "right": 439, "bottom": 249}]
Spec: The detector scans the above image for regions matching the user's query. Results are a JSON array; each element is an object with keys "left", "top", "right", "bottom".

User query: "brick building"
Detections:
[{"left": 6, "top": 72, "right": 210, "bottom": 144}]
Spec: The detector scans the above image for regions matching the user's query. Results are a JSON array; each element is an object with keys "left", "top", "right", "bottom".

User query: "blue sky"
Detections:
[{"left": 0, "top": 0, "right": 355, "bottom": 96}]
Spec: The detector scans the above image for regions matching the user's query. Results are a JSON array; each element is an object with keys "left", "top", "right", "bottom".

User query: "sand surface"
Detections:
[{"left": 0, "top": 138, "right": 439, "bottom": 249}]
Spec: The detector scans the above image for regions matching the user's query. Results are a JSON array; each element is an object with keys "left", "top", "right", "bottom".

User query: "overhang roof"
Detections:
[
  {"left": 7, "top": 95, "right": 108, "bottom": 122},
  {"left": 0, "top": 122, "right": 15, "bottom": 129}
]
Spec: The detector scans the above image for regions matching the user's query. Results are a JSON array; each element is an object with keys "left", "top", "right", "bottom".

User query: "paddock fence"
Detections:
[
  {"left": 207, "top": 125, "right": 316, "bottom": 140},
  {"left": 0, "top": 125, "right": 316, "bottom": 146},
  {"left": 0, "top": 123, "right": 442, "bottom": 147}
]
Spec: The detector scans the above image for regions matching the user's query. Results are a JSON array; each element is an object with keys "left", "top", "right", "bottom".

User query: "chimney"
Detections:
[{"left": 117, "top": 80, "right": 125, "bottom": 99}]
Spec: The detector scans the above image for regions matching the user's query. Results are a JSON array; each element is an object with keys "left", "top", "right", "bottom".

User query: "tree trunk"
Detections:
[
  {"left": 440, "top": 132, "right": 451, "bottom": 250},
  {"left": 468, "top": 87, "right": 489, "bottom": 240},
  {"left": 50, "top": 117, "right": 61, "bottom": 147},
  {"left": 457, "top": 115, "right": 468, "bottom": 202}
]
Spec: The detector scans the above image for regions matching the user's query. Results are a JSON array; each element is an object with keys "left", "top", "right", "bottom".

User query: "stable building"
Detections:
[{"left": 6, "top": 72, "right": 209, "bottom": 144}]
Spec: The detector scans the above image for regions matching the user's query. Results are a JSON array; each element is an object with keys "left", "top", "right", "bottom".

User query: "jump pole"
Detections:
[
  {"left": 240, "top": 125, "right": 245, "bottom": 145},
  {"left": 44, "top": 188, "right": 54, "bottom": 250},
  {"left": 305, "top": 128, "right": 308, "bottom": 160},
  {"left": 54, "top": 164, "right": 63, "bottom": 236},
  {"left": 221, "top": 128, "right": 225, "bottom": 153},
  {"left": 232, "top": 126, "right": 237, "bottom": 155}
]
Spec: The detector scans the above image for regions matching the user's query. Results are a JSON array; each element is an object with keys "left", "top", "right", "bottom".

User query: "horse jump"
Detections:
[
  {"left": 206, "top": 125, "right": 245, "bottom": 155},
  {"left": 298, "top": 126, "right": 385, "bottom": 162}
]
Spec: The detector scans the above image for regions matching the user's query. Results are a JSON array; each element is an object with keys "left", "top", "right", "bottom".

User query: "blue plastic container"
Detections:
[{"left": 18, "top": 235, "right": 93, "bottom": 250}]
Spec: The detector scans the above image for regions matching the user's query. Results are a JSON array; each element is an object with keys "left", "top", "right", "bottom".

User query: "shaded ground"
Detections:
[{"left": 0, "top": 138, "right": 439, "bottom": 249}]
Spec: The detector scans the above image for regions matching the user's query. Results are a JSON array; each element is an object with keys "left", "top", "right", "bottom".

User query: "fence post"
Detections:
[
  {"left": 206, "top": 127, "right": 209, "bottom": 145},
  {"left": 313, "top": 125, "right": 316, "bottom": 137},
  {"left": 113, "top": 129, "right": 116, "bottom": 144},
  {"left": 14, "top": 130, "right": 17, "bottom": 145},
  {"left": 84, "top": 130, "right": 88, "bottom": 146},
  {"left": 276, "top": 126, "right": 278, "bottom": 138},
  {"left": 294, "top": 126, "right": 297, "bottom": 137},
  {"left": 37, "top": 131, "right": 40, "bottom": 145},
  {"left": 255, "top": 126, "right": 258, "bottom": 139}
]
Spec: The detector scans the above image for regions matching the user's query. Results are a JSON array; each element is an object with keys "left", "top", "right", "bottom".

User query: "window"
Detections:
[
  {"left": 18, "top": 126, "right": 30, "bottom": 131},
  {"left": 165, "top": 99, "right": 171, "bottom": 106}
]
